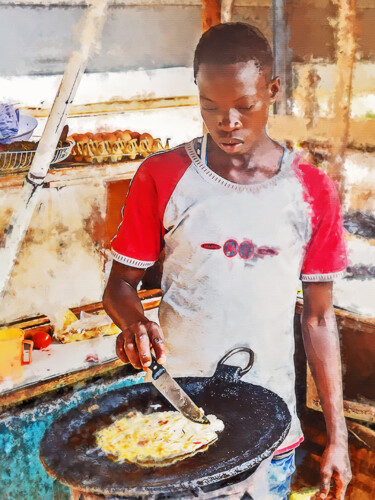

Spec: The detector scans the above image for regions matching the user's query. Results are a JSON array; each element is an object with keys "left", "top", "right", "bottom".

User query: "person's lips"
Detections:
[
  {"left": 220, "top": 138, "right": 243, "bottom": 145},
  {"left": 219, "top": 139, "right": 244, "bottom": 151}
]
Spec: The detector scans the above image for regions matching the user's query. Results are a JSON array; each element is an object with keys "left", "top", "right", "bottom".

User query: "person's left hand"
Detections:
[{"left": 314, "top": 442, "right": 352, "bottom": 499}]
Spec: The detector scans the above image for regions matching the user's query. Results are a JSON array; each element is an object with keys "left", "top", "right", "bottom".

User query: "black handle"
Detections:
[
  {"left": 149, "top": 355, "right": 166, "bottom": 380},
  {"left": 214, "top": 347, "right": 255, "bottom": 382}
]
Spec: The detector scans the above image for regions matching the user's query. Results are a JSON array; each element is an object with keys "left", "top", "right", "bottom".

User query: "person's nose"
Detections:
[{"left": 218, "top": 109, "right": 241, "bottom": 131}]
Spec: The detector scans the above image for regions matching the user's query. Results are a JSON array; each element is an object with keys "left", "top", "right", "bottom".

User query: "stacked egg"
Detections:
[{"left": 68, "top": 130, "right": 169, "bottom": 163}]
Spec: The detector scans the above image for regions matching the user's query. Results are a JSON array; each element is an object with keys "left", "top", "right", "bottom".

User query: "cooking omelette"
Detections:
[{"left": 95, "top": 410, "right": 224, "bottom": 467}]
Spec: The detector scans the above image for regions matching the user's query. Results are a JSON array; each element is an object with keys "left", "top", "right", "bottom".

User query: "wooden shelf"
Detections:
[
  {"left": 20, "top": 95, "right": 199, "bottom": 119},
  {"left": 0, "top": 159, "right": 141, "bottom": 190}
]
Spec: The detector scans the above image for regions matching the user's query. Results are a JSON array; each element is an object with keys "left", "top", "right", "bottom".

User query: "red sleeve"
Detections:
[
  {"left": 111, "top": 147, "right": 191, "bottom": 268},
  {"left": 296, "top": 162, "right": 347, "bottom": 281}
]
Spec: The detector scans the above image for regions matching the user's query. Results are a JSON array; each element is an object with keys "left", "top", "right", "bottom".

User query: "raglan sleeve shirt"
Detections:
[
  {"left": 111, "top": 161, "right": 164, "bottom": 269},
  {"left": 112, "top": 149, "right": 348, "bottom": 280},
  {"left": 111, "top": 147, "right": 191, "bottom": 268},
  {"left": 299, "top": 164, "right": 347, "bottom": 281}
]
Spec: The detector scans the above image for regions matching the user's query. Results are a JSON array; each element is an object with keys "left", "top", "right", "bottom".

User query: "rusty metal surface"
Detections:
[{"left": 40, "top": 361, "right": 291, "bottom": 497}]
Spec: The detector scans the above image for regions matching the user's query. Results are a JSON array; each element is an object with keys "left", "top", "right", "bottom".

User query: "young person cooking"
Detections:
[{"left": 103, "top": 22, "right": 351, "bottom": 499}]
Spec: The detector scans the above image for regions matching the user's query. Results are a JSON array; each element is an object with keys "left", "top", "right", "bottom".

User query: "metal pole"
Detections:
[
  {"left": 201, "top": 0, "right": 221, "bottom": 34},
  {"left": 327, "top": 0, "right": 356, "bottom": 201},
  {"left": 201, "top": 0, "right": 221, "bottom": 135},
  {"left": 272, "top": 0, "right": 291, "bottom": 115},
  {"left": 0, "top": 0, "right": 109, "bottom": 298},
  {"left": 221, "top": 0, "right": 235, "bottom": 23}
]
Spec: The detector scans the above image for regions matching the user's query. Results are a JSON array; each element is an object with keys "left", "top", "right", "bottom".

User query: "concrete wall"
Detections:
[
  {"left": 0, "top": 104, "right": 202, "bottom": 325},
  {"left": 0, "top": 3, "right": 202, "bottom": 76},
  {"left": 0, "top": 179, "right": 106, "bottom": 324},
  {"left": 1, "top": 1, "right": 374, "bottom": 79}
]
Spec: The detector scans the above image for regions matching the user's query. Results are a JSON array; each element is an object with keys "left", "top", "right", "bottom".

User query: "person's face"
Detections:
[{"left": 196, "top": 60, "right": 280, "bottom": 154}]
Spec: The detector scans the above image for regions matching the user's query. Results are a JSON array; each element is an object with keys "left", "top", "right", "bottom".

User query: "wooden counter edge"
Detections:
[
  {"left": 306, "top": 364, "right": 375, "bottom": 424},
  {"left": 0, "top": 358, "right": 127, "bottom": 411},
  {"left": 298, "top": 299, "right": 375, "bottom": 424},
  {"left": 296, "top": 299, "right": 375, "bottom": 333}
]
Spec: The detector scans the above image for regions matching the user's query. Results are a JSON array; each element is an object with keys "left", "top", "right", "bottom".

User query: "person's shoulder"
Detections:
[
  {"left": 136, "top": 142, "right": 192, "bottom": 179},
  {"left": 291, "top": 151, "right": 338, "bottom": 199}
]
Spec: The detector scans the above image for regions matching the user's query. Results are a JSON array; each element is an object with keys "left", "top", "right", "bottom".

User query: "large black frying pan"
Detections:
[{"left": 40, "top": 348, "right": 291, "bottom": 498}]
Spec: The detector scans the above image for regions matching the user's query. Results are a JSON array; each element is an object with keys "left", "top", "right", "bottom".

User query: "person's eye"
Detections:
[
  {"left": 202, "top": 107, "right": 217, "bottom": 111},
  {"left": 238, "top": 105, "right": 254, "bottom": 111}
]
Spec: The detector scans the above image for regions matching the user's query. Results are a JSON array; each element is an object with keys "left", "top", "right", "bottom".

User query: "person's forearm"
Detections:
[
  {"left": 102, "top": 262, "right": 165, "bottom": 368},
  {"left": 103, "top": 275, "right": 146, "bottom": 331},
  {"left": 301, "top": 307, "right": 347, "bottom": 444}
]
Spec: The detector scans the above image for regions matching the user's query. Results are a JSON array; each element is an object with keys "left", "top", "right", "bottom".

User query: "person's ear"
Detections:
[{"left": 269, "top": 77, "right": 281, "bottom": 103}]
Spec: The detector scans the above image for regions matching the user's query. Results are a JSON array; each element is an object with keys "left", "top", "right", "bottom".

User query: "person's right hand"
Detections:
[{"left": 115, "top": 319, "right": 166, "bottom": 370}]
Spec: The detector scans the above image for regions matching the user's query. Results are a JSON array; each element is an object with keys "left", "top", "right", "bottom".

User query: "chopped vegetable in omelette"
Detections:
[{"left": 95, "top": 410, "right": 224, "bottom": 467}]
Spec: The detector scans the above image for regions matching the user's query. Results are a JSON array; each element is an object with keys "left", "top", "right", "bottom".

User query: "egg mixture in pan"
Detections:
[{"left": 95, "top": 410, "right": 224, "bottom": 467}]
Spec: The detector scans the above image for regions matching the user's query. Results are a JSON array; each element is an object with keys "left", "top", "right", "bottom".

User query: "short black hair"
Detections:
[{"left": 193, "top": 22, "right": 274, "bottom": 81}]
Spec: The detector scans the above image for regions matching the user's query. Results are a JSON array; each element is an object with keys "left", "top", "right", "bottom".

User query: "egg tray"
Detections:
[{"left": 68, "top": 137, "right": 170, "bottom": 164}]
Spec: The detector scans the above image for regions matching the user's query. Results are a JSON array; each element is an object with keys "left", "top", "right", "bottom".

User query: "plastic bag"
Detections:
[{"left": 53, "top": 310, "right": 120, "bottom": 343}]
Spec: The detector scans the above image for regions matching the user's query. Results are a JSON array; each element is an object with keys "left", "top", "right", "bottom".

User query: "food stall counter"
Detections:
[{"left": 0, "top": 292, "right": 161, "bottom": 411}]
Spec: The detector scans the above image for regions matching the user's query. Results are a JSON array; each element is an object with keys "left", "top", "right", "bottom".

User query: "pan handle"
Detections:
[{"left": 214, "top": 347, "right": 255, "bottom": 382}]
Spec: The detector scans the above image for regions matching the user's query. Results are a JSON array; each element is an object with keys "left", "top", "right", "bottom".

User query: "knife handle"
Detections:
[{"left": 149, "top": 355, "right": 166, "bottom": 380}]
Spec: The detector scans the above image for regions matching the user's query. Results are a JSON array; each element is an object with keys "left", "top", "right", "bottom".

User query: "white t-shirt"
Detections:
[{"left": 112, "top": 134, "right": 347, "bottom": 452}]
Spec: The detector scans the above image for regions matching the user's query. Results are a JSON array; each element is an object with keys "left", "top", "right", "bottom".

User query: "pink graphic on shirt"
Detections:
[
  {"left": 256, "top": 246, "right": 279, "bottom": 257},
  {"left": 201, "top": 243, "right": 222, "bottom": 250},
  {"left": 239, "top": 241, "right": 255, "bottom": 260},
  {"left": 223, "top": 239, "right": 239, "bottom": 257},
  {"left": 203, "top": 239, "right": 278, "bottom": 260}
]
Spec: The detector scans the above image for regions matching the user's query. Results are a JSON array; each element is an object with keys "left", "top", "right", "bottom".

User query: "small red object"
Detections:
[
  {"left": 86, "top": 354, "right": 99, "bottom": 363},
  {"left": 28, "top": 330, "right": 52, "bottom": 350},
  {"left": 137, "top": 440, "right": 149, "bottom": 446}
]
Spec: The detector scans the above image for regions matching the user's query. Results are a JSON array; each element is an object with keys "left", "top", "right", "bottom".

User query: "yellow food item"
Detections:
[
  {"left": 96, "top": 410, "right": 224, "bottom": 467},
  {"left": 62, "top": 310, "right": 79, "bottom": 330},
  {"left": 289, "top": 487, "right": 319, "bottom": 499},
  {"left": 103, "top": 322, "right": 121, "bottom": 336},
  {"left": 55, "top": 322, "right": 120, "bottom": 343},
  {"left": 54, "top": 309, "right": 120, "bottom": 343}
]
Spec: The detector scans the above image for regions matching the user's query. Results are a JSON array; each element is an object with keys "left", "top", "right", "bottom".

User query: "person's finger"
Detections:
[
  {"left": 313, "top": 493, "right": 332, "bottom": 500},
  {"left": 124, "top": 328, "right": 142, "bottom": 369},
  {"left": 116, "top": 333, "right": 130, "bottom": 364},
  {"left": 313, "top": 493, "right": 327, "bottom": 500},
  {"left": 134, "top": 323, "right": 152, "bottom": 369},
  {"left": 148, "top": 322, "right": 166, "bottom": 364},
  {"left": 332, "top": 474, "right": 344, "bottom": 500},
  {"left": 331, "top": 470, "right": 351, "bottom": 500},
  {"left": 318, "top": 468, "right": 332, "bottom": 499}
]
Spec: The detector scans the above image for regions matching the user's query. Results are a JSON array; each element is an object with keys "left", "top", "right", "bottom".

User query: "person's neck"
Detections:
[{"left": 206, "top": 133, "right": 284, "bottom": 184}]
